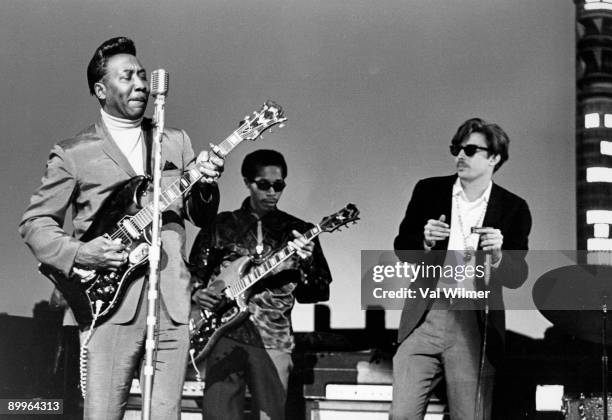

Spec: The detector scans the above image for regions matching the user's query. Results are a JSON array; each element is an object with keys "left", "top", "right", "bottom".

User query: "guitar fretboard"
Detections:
[
  {"left": 227, "top": 226, "right": 322, "bottom": 298},
  {"left": 129, "top": 132, "right": 244, "bottom": 231}
]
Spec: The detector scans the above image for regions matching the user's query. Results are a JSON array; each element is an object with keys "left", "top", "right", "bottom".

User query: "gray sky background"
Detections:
[{"left": 0, "top": 0, "right": 575, "bottom": 337}]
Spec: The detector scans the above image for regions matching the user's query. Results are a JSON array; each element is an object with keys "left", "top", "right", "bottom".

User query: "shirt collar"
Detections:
[
  {"left": 452, "top": 177, "right": 492, "bottom": 204},
  {"left": 239, "top": 197, "right": 280, "bottom": 220},
  {"left": 100, "top": 108, "right": 143, "bottom": 130}
]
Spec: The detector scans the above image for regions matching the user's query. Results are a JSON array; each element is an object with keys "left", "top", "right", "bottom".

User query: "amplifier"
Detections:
[
  {"left": 300, "top": 351, "right": 446, "bottom": 419},
  {"left": 125, "top": 379, "right": 203, "bottom": 418},
  {"left": 306, "top": 396, "right": 445, "bottom": 420},
  {"left": 302, "top": 350, "right": 393, "bottom": 399},
  {"left": 129, "top": 378, "right": 204, "bottom": 397}
]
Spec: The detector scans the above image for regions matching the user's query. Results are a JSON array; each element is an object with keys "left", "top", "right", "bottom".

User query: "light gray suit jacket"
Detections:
[{"left": 19, "top": 116, "right": 219, "bottom": 324}]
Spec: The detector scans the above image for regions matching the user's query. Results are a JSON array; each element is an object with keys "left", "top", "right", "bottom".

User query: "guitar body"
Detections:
[
  {"left": 189, "top": 256, "right": 253, "bottom": 363},
  {"left": 39, "top": 176, "right": 152, "bottom": 327}
]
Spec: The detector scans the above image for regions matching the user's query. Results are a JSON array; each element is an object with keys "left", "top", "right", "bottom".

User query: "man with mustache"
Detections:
[
  {"left": 190, "top": 149, "right": 332, "bottom": 420},
  {"left": 391, "top": 118, "right": 531, "bottom": 419},
  {"left": 19, "top": 36, "right": 224, "bottom": 419}
]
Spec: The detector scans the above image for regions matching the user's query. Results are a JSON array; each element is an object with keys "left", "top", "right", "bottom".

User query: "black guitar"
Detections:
[
  {"left": 39, "top": 101, "right": 286, "bottom": 327},
  {"left": 189, "top": 204, "right": 360, "bottom": 363}
]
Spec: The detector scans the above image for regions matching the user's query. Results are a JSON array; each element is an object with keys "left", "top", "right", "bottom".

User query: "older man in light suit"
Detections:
[{"left": 19, "top": 37, "right": 224, "bottom": 420}]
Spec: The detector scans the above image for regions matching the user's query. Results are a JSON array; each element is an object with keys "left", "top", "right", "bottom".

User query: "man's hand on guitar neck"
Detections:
[
  {"left": 74, "top": 236, "right": 127, "bottom": 272},
  {"left": 196, "top": 147, "right": 225, "bottom": 184},
  {"left": 274, "top": 230, "right": 315, "bottom": 273}
]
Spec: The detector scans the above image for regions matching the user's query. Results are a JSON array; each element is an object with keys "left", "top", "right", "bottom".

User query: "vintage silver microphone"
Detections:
[
  {"left": 151, "top": 69, "right": 169, "bottom": 99},
  {"left": 150, "top": 69, "right": 169, "bottom": 135},
  {"left": 142, "top": 68, "right": 169, "bottom": 420}
]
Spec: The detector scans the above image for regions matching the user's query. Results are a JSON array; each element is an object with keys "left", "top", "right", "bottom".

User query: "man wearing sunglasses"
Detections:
[
  {"left": 391, "top": 118, "right": 531, "bottom": 419},
  {"left": 190, "top": 149, "right": 332, "bottom": 420}
]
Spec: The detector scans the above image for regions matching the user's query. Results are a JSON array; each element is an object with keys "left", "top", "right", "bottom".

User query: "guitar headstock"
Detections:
[
  {"left": 319, "top": 203, "right": 360, "bottom": 233},
  {"left": 237, "top": 100, "right": 287, "bottom": 141}
]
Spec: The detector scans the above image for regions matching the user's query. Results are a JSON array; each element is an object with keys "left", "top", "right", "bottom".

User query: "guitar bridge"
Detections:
[{"left": 73, "top": 267, "right": 96, "bottom": 283}]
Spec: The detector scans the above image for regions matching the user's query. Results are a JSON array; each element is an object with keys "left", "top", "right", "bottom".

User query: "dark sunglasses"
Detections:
[
  {"left": 450, "top": 144, "right": 491, "bottom": 157},
  {"left": 252, "top": 179, "right": 286, "bottom": 192}
]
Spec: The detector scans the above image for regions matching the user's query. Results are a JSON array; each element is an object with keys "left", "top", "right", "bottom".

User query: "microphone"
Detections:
[
  {"left": 150, "top": 69, "right": 169, "bottom": 97},
  {"left": 150, "top": 69, "right": 169, "bottom": 131}
]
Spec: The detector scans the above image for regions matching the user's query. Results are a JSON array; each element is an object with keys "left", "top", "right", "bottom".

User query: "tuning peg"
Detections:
[{"left": 279, "top": 123, "right": 285, "bottom": 128}]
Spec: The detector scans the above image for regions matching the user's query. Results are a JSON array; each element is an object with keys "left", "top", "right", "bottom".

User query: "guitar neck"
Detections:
[
  {"left": 129, "top": 131, "right": 245, "bottom": 231},
  {"left": 228, "top": 225, "right": 322, "bottom": 298}
]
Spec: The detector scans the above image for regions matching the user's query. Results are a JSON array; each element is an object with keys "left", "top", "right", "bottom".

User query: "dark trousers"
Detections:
[
  {"left": 391, "top": 303, "right": 494, "bottom": 420},
  {"left": 202, "top": 335, "right": 292, "bottom": 420}
]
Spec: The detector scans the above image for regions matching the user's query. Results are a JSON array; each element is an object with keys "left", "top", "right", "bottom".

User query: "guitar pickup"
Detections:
[{"left": 121, "top": 218, "right": 141, "bottom": 239}]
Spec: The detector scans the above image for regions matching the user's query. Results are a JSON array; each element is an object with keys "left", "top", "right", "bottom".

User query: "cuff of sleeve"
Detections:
[
  {"left": 299, "top": 255, "right": 314, "bottom": 271},
  {"left": 490, "top": 253, "right": 502, "bottom": 269},
  {"left": 62, "top": 238, "right": 84, "bottom": 278},
  {"left": 194, "top": 182, "right": 216, "bottom": 203}
]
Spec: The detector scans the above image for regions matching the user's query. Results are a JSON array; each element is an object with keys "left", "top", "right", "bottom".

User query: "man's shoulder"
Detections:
[
  {"left": 56, "top": 123, "right": 100, "bottom": 152},
  {"left": 420, "top": 174, "right": 456, "bottom": 184},
  {"left": 162, "top": 124, "right": 188, "bottom": 144},
  {"left": 216, "top": 209, "right": 237, "bottom": 223},
  {"left": 213, "top": 209, "right": 247, "bottom": 231},
  {"left": 275, "top": 209, "right": 308, "bottom": 226},
  {"left": 413, "top": 174, "right": 456, "bottom": 191},
  {"left": 492, "top": 183, "right": 528, "bottom": 207},
  {"left": 163, "top": 126, "right": 186, "bottom": 137}
]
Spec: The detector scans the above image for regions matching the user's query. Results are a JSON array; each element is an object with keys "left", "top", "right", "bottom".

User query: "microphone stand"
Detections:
[
  {"left": 474, "top": 252, "right": 491, "bottom": 420},
  {"left": 142, "top": 83, "right": 166, "bottom": 420}
]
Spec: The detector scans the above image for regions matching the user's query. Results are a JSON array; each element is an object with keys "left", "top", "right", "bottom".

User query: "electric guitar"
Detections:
[
  {"left": 189, "top": 203, "right": 360, "bottom": 363},
  {"left": 39, "top": 101, "right": 287, "bottom": 327}
]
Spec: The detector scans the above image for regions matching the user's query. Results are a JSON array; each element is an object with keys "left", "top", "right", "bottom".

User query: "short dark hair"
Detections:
[
  {"left": 241, "top": 149, "right": 288, "bottom": 180},
  {"left": 87, "top": 37, "right": 137, "bottom": 95},
  {"left": 451, "top": 117, "right": 509, "bottom": 172}
]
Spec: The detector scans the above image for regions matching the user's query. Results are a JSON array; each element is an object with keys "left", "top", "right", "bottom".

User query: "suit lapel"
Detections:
[
  {"left": 474, "top": 183, "right": 504, "bottom": 291},
  {"left": 482, "top": 183, "right": 503, "bottom": 230},
  {"left": 96, "top": 117, "right": 138, "bottom": 178},
  {"left": 142, "top": 118, "right": 153, "bottom": 176},
  {"left": 434, "top": 175, "right": 456, "bottom": 250}
]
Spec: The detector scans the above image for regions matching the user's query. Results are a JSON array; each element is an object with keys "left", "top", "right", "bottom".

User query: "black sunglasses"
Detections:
[
  {"left": 252, "top": 179, "right": 286, "bottom": 192},
  {"left": 450, "top": 144, "right": 491, "bottom": 157}
]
